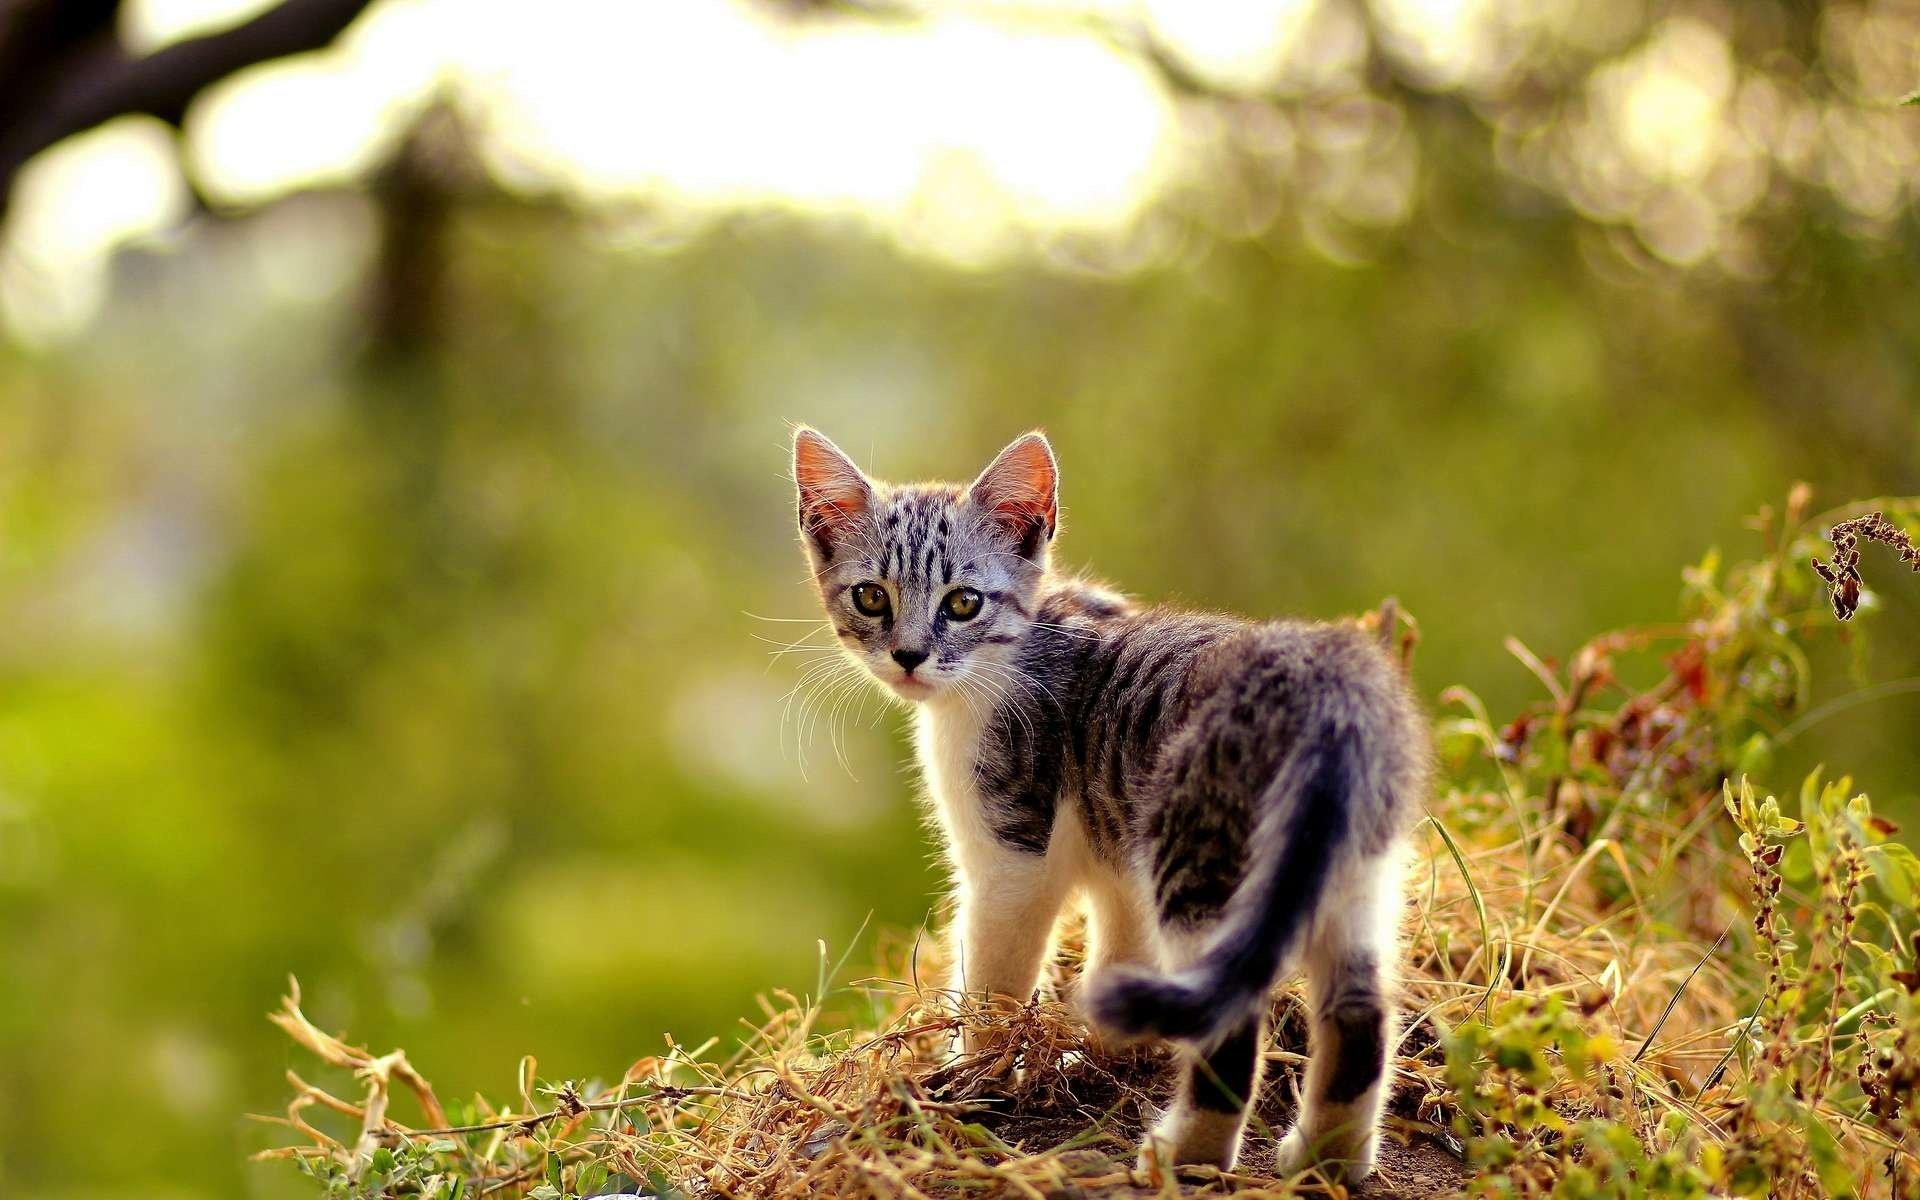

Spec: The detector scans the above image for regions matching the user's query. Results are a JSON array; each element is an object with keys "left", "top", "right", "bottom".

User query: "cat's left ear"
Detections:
[{"left": 969, "top": 431, "right": 1057, "bottom": 562}]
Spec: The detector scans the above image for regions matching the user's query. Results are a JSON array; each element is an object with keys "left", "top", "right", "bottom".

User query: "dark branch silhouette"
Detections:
[{"left": 0, "top": 0, "right": 376, "bottom": 218}]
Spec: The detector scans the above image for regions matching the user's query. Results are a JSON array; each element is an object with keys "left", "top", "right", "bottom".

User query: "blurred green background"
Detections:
[{"left": 1, "top": 1, "right": 1918, "bottom": 1197}]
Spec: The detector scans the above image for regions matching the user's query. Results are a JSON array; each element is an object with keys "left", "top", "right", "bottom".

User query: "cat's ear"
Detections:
[
  {"left": 969, "top": 431, "right": 1057, "bottom": 561},
  {"left": 794, "top": 426, "right": 875, "bottom": 562}
]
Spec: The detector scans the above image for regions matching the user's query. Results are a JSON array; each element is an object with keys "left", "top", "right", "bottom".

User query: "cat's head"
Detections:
[{"left": 792, "top": 427, "right": 1057, "bottom": 702}]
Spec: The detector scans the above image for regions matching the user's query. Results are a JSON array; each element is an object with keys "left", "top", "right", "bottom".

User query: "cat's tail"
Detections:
[{"left": 1087, "top": 726, "right": 1362, "bottom": 1047}]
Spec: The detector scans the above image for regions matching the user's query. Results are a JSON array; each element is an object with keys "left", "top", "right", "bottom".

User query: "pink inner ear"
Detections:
[
  {"left": 974, "top": 437, "right": 1057, "bottom": 537},
  {"left": 986, "top": 488, "right": 1053, "bottom": 532},
  {"left": 796, "top": 434, "right": 871, "bottom": 544}
]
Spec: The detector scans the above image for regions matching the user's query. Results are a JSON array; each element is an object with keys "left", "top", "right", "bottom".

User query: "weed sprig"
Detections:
[{"left": 1812, "top": 509, "right": 1920, "bottom": 620}]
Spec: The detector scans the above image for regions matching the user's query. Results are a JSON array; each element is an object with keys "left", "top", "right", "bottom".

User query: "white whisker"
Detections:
[{"left": 792, "top": 659, "right": 864, "bottom": 781}]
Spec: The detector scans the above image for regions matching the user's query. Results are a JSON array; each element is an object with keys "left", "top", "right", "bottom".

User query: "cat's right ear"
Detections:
[{"left": 793, "top": 427, "right": 874, "bottom": 563}]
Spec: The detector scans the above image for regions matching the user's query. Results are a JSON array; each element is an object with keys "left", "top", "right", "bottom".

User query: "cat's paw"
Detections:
[
  {"left": 1274, "top": 1125, "right": 1377, "bottom": 1181},
  {"left": 1070, "top": 1002, "right": 1133, "bottom": 1059},
  {"left": 922, "top": 1020, "right": 1022, "bottom": 1101},
  {"left": 1136, "top": 1106, "right": 1243, "bottom": 1174},
  {"left": 1274, "top": 1126, "right": 1310, "bottom": 1176}
]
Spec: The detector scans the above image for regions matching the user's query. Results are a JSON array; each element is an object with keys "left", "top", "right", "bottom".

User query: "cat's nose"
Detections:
[{"left": 891, "top": 648, "right": 928, "bottom": 674}]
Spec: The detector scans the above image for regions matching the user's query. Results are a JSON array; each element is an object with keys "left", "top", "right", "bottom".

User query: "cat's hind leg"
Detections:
[
  {"left": 1275, "top": 856, "right": 1401, "bottom": 1181},
  {"left": 1133, "top": 907, "right": 1267, "bottom": 1173},
  {"left": 1140, "top": 1011, "right": 1265, "bottom": 1172},
  {"left": 1078, "top": 870, "right": 1153, "bottom": 994}
]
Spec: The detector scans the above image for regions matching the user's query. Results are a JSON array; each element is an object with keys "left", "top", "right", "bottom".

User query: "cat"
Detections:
[{"left": 790, "top": 426, "right": 1427, "bottom": 1179}]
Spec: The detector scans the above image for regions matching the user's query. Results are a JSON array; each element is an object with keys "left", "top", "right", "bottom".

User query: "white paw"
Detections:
[
  {"left": 1275, "top": 1125, "right": 1377, "bottom": 1181},
  {"left": 1274, "top": 1126, "right": 1310, "bottom": 1175},
  {"left": 1350, "top": 1138, "right": 1378, "bottom": 1178},
  {"left": 1134, "top": 1130, "right": 1170, "bottom": 1176},
  {"left": 1137, "top": 1107, "right": 1242, "bottom": 1173}
]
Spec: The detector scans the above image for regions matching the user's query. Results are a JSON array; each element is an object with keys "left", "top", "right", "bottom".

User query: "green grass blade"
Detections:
[
  {"left": 1427, "top": 811, "right": 1497, "bottom": 1015},
  {"left": 1634, "top": 922, "right": 1729, "bottom": 1062}
]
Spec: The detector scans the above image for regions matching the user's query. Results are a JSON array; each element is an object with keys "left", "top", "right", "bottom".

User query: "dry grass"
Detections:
[
  {"left": 258, "top": 924, "right": 1466, "bottom": 1199},
  {"left": 257, "top": 490, "right": 1920, "bottom": 1199}
]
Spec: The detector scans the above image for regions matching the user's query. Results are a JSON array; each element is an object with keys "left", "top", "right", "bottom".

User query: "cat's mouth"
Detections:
[{"left": 887, "top": 674, "right": 937, "bottom": 700}]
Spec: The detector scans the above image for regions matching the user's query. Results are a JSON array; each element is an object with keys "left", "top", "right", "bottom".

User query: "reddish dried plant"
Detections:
[{"left": 1811, "top": 511, "right": 1920, "bottom": 620}]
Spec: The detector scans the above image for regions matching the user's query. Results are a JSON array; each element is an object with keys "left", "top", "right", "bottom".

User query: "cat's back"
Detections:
[
  {"left": 1172, "top": 617, "right": 1427, "bottom": 851},
  {"left": 1019, "top": 585, "right": 1247, "bottom": 729},
  {"left": 1202, "top": 618, "right": 1416, "bottom": 727},
  {"left": 1024, "top": 588, "right": 1411, "bottom": 740}
]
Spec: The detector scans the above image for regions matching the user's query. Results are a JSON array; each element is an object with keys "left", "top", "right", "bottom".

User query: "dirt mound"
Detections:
[{"left": 954, "top": 1026, "right": 1466, "bottom": 1198}]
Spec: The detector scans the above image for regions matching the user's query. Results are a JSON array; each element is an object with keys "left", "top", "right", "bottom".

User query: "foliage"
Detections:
[
  {"left": 1442, "top": 773, "right": 1918, "bottom": 1199},
  {"left": 7, "top": 211, "right": 1919, "bottom": 1200},
  {"left": 259, "top": 493, "right": 1920, "bottom": 1197},
  {"left": 1430, "top": 490, "right": 1920, "bottom": 1199}
]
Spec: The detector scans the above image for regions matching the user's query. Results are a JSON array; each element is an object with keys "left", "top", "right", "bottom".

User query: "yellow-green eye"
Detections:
[
  {"left": 851, "top": 582, "right": 890, "bottom": 617},
  {"left": 942, "top": 587, "right": 983, "bottom": 622}
]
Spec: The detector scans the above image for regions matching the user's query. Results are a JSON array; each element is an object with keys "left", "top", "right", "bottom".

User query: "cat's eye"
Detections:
[
  {"left": 942, "top": 587, "right": 984, "bottom": 621},
  {"left": 851, "top": 582, "right": 890, "bottom": 617}
]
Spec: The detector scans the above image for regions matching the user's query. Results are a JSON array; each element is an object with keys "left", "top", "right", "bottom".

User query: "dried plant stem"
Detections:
[{"left": 1811, "top": 510, "right": 1920, "bottom": 620}]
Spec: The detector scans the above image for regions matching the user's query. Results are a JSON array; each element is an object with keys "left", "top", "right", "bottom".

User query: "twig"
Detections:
[
  {"left": 0, "top": 0, "right": 378, "bottom": 210},
  {"left": 393, "top": 1086, "right": 758, "bottom": 1139}
]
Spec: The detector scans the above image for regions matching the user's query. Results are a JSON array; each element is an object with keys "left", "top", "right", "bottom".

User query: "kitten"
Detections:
[{"left": 791, "top": 426, "right": 1427, "bottom": 1179}]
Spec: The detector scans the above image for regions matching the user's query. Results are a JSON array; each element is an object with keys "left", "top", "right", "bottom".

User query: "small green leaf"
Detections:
[
  {"left": 645, "top": 1169, "right": 688, "bottom": 1199},
  {"left": 1904, "top": 90, "right": 1920, "bottom": 106},
  {"left": 371, "top": 1147, "right": 396, "bottom": 1176},
  {"left": 1805, "top": 1115, "right": 1856, "bottom": 1198},
  {"left": 576, "top": 1163, "right": 607, "bottom": 1196},
  {"left": 1428, "top": 812, "right": 1496, "bottom": 1014},
  {"left": 1866, "top": 844, "right": 1919, "bottom": 905},
  {"left": 1800, "top": 768, "right": 1824, "bottom": 816},
  {"left": 1782, "top": 837, "right": 1814, "bottom": 883}
]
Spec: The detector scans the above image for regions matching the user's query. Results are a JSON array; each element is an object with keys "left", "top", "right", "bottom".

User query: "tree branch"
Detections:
[
  {"left": 0, "top": 0, "right": 377, "bottom": 215},
  {"left": 0, "top": 0, "right": 122, "bottom": 116}
]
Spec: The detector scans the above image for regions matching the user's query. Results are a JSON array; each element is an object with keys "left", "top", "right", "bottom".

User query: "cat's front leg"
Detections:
[{"left": 951, "top": 850, "right": 1068, "bottom": 1056}]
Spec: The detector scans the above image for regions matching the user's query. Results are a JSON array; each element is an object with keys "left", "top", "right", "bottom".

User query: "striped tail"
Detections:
[{"left": 1088, "top": 727, "right": 1359, "bottom": 1046}]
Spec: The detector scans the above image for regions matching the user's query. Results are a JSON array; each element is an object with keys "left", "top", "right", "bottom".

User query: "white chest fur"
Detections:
[
  {"left": 914, "top": 690, "right": 1098, "bottom": 887},
  {"left": 914, "top": 695, "right": 1004, "bottom": 876}
]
